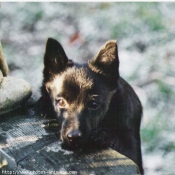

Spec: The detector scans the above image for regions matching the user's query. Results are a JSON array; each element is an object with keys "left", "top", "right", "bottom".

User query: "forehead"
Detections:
[
  {"left": 49, "top": 66, "right": 95, "bottom": 98},
  {"left": 63, "top": 67, "right": 94, "bottom": 90}
]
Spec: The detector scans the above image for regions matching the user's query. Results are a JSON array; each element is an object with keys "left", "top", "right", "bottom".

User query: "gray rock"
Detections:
[{"left": 0, "top": 76, "right": 32, "bottom": 115}]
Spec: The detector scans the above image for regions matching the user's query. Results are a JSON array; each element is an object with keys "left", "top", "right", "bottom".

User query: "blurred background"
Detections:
[{"left": 1, "top": 2, "right": 175, "bottom": 175}]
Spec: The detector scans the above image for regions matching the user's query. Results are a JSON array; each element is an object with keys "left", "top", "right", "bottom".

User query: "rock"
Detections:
[
  {"left": 0, "top": 70, "right": 3, "bottom": 84},
  {"left": 0, "top": 76, "right": 32, "bottom": 115}
]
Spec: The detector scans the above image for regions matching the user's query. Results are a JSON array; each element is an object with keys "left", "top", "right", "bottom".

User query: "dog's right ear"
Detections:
[
  {"left": 43, "top": 38, "right": 73, "bottom": 82},
  {"left": 88, "top": 40, "right": 119, "bottom": 89}
]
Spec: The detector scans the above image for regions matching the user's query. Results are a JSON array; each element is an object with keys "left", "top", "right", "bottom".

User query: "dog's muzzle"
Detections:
[{"left": 62, "top": 129, "right": 84, "bottom": 150}]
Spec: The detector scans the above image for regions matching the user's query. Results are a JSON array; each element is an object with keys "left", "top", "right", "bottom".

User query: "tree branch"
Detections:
[{"left": 0, "top": 41, "right": 9, "bottom": 76}]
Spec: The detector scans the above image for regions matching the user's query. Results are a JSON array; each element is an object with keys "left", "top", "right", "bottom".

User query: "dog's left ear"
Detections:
[
  {"left": 89, "top": 40, "right": 119, "bottom": 88},
  {"left": 43, "top": 38, "right": 73, "bottom": 82}
]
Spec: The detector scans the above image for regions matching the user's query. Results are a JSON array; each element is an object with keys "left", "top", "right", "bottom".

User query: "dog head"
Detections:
[{"left": 43, "top": 38, "right": 120, "bottom": 150}]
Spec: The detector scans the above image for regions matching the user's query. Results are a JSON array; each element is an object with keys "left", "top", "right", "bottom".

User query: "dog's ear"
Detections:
[
  {"left": 89, "top": 40, "right": 119, "bottom": 88},
  {"left": 43, "top": 38, "right": 73, "bottom": 82}
]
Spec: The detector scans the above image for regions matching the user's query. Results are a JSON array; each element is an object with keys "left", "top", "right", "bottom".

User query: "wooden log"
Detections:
[{"left": 0, "top": 104, "right": 140, "bottom": 174}]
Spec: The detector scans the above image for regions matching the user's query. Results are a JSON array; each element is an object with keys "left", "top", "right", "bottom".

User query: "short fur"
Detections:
[{"left": 37, "top": 38, "right": 144, "bottom": 174}]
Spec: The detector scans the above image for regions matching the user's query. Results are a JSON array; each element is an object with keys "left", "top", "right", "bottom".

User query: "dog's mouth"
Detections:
[{"left": 61, "top": 138, "right": 85, "bottom": 151}]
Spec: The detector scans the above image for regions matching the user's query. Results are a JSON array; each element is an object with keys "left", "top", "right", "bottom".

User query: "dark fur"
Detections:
[{"left": 37, "top": 38, "right": 144, "bottom": 174}]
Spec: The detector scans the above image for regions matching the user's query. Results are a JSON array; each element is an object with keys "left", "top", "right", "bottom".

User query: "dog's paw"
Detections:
[{"left": 36, "top": 96, "right": 55, "bottom": 119}]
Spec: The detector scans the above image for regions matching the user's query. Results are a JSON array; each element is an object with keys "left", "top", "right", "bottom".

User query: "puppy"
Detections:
[{"left": 37, "top": 38, "right": 144, "bottom": 174}]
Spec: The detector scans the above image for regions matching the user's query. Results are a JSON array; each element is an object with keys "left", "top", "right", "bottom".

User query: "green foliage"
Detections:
[{"left": 135, "top": 3, "right": 166, "bottom": 31}]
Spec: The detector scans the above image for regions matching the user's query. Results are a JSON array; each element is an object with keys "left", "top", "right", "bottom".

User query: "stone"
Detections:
[{"left": 0, "top": 76, "right": 32, "bottom": 115}]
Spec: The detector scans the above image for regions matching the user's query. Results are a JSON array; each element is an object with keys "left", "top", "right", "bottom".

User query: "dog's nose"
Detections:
[{"left": 67, "top": 130, "right": 82, "bottom": 142}]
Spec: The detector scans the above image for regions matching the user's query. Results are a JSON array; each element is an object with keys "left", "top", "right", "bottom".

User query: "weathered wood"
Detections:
[
  {"left": 0, "top": 70, "right": 3, "bottom": 84},
  {"left": 0, "top": 103, "right": 139, "bottom": 175},
  {"left": 0, "top": 42, "right": 9, "bottom": 76}
]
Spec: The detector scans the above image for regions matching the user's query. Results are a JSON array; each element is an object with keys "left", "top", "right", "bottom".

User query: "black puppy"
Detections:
[{"left": 38, "top": 38, "right": 144, "bottom": 174}]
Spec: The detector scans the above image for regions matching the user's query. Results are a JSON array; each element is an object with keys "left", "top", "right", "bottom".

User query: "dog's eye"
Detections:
[
  {"left": 56, "top": 98, "right": 67, "bottom": 108},
  {"left": 87, "top": 100, "right": 100, "bottom": 110}
]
